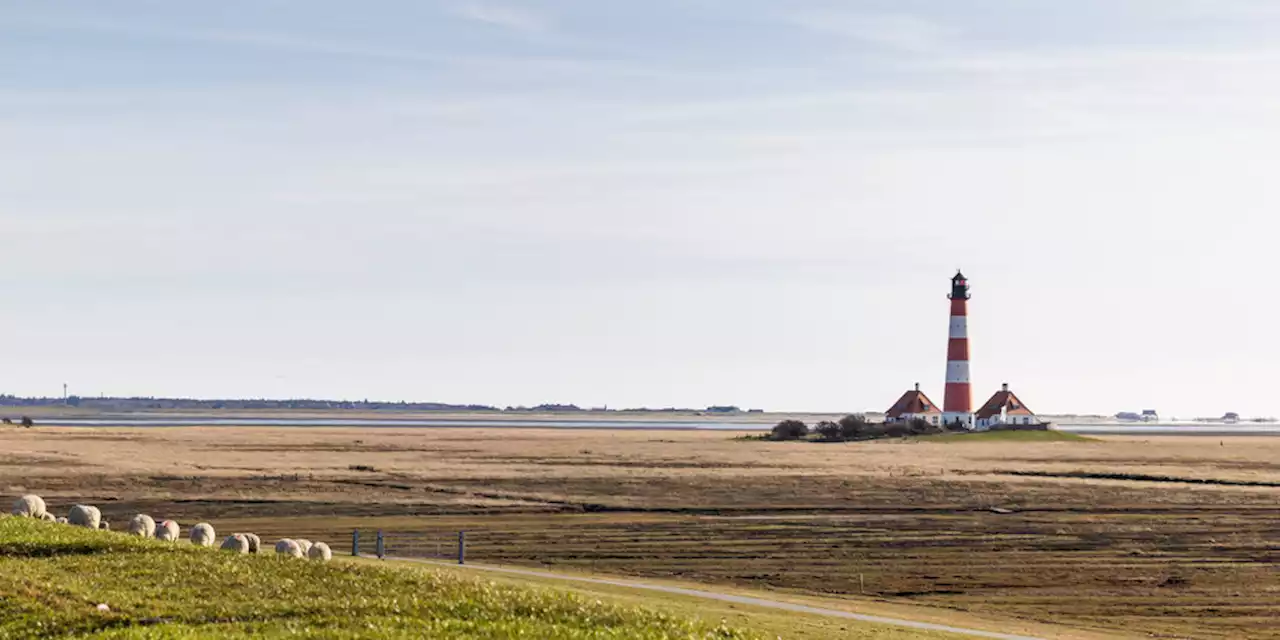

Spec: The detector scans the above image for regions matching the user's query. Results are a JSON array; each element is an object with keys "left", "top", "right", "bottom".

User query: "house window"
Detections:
[
  {"left": 932, "top": 416, "right": 938, "bottom": 424},
  {"left": 1023, "top": 417, "right": 1030, "bottom": 424}
]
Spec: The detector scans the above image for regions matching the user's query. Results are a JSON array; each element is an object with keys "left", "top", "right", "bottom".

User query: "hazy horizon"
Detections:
[
  {"left": 5, "top": 1, "right": 1279, "bottom": 416},
  {"left": 0, "top": 392, "right": 1246, "bottom": 420}
]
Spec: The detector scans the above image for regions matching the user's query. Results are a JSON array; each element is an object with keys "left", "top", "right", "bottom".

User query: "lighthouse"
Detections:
[{"left": 943, "top": 271, "right": 974, "bottom": 429}]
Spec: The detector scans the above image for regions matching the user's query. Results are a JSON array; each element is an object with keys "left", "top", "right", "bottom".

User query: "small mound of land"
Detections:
[
  {"left": 0, "top": 517, "right": 750, "bottom": 639},
  {"left": 915, "top": 430, "right": 1092, "bottom": 443}
]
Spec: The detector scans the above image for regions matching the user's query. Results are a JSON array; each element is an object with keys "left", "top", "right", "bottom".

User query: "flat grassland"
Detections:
[{"left": 1, "top": 426, "right": 1277, "bottom": 639}]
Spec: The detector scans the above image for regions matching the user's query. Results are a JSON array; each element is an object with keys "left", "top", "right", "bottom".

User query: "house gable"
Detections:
[
  {"left": 974, "top": 386, "right": 1036, "bottom": 420},
  {"left": 886, "top": 385, "right": 943, "bottom": 419}
]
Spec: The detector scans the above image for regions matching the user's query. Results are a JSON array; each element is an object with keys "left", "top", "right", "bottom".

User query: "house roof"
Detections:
[
  {"left": 975, "top": 387, "right": 1036, "bottom": 419},
  {"left": 886, "top": 386, "right": 942, "bottom": 418}
]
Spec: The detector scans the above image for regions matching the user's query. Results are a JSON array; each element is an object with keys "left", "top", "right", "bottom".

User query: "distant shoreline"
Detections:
[{"left": 6, "top": 412, "right": 1276, "bottom": 435}]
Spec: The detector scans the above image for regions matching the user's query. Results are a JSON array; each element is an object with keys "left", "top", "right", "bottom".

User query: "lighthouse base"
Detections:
[{"left": 943, "top": 412, "right": 976, "bottom": 431}]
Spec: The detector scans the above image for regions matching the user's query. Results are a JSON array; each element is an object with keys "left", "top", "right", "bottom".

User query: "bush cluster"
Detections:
[
  {"left": 768, "top": 420, "right": 809, "bottom": 441},
  {"left": 768, "top": 415, "right": 964, "bottom": 442}
]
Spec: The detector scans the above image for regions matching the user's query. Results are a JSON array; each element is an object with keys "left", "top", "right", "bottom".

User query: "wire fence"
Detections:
[{"left": 353, "top": 529, "right": 468, "bottom": 564}]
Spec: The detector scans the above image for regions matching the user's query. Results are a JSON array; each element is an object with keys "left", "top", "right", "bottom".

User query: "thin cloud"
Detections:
[
  {"left": 785, "top": 11, "right": 956, "bottom": 53},
  {"left": 3, "top": 15, "right": 683, "bottom": 78},
  {"left": 449, "top": 2, "right": 548, "bottom": 33},
  {"left": 924, "top": 47, "right": 1280, "bottom": 73}
]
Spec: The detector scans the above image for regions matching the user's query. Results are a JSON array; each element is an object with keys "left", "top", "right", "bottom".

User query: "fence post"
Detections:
[
  {"left": 458, "top": 530, "right": 466, "bottom": 565},
  {"left": 376, "top": 530, "right": 385, "bottom": 560},
  {"left": 352, "top": 530, "right": 359, "bottom": 557}
]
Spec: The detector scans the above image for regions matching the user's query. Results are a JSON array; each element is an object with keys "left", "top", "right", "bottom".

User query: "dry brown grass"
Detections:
[{"left": 1, "top": 426, "right": 1277, "bottom": 638}]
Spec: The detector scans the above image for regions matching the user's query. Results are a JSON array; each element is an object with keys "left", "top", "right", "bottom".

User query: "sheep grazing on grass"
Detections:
[
  {"left": 155, "top": 520, "right": 180, "bottom": 542},
  {"left": 243, "top": 533, "right": 262, "bottom": 554},
  {"left": 40, "top": 512, "right": 56, "bottom": 522},
  {"left": 274, "top": 539, "right": 303, "bottom": 558},
  {"left": 307, "top": 542, "right": 333, "bottom": 562},
  {"left": 220, "top": 534, "right": 250, "bottom": 554},
  {"left": 294, "top": 539, "right": 314, "bottom": 555},
  {"left": 127, "top": 514, "right": 156, "bottom": 538},
  {"left": 11, "top": 495, "right": 47, "bottom": 519},
  {"left": 99, "top": 521, "right": 111, "bottom": 531},
  {"left": 190, "top": 523, "right": 216, "bottom": 547},
  {"left": 68, "top": 505, "right": 102, "bottom": 529},
  {"left": 55, "top": 517, "right": 68, "bottom": 525}
]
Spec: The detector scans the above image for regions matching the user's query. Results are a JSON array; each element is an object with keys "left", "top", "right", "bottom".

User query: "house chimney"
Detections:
[
  {"left": 1002, "top": 382, "right": 1009, "bottom": 392},
  {"left": 914, "top": 382, "right": 920, "bottom": 391}
]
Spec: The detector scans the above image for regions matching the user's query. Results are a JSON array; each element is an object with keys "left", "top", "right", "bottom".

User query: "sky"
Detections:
[{"left": 2, "top": 1, "right": 1279, "bottom": 417}]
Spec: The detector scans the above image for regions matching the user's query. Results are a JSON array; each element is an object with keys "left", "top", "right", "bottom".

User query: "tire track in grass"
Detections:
[{"left": 388, "top": 557, "right": 1046, "bottom": 640}]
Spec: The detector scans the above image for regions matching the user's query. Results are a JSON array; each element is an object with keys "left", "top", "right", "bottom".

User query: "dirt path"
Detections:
[{"left": 396, "top": 557, "right": 1045, "bottom": 640}]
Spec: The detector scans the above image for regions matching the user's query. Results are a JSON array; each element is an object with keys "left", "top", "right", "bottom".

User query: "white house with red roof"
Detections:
[
  {"left": 885, "top": 383, "right": 943, "bottom": 426},
  {"left": 974, "top": 383, "right": 1042, "bottom": 430}
]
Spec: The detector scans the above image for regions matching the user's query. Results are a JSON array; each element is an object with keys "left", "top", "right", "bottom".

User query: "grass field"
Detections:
[
  {"left": 0, "top": 516, "right": 755, "bottom": 639},
  {"left": 416, "top": 560, "right": 1095, "bottom": 640},
  {"left": 1, "top": 425, "right": 1277, "bottom": 638},
  {"left": 914, "top": 430, "right": 1091, "bottom": 443}
]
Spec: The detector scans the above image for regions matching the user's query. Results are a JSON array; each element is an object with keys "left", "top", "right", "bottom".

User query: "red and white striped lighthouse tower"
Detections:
[{"left": 943, "top": 271, "right": 974, "bottom": 429}]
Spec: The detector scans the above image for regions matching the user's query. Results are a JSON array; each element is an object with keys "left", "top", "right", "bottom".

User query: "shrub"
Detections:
[
  {"left": 883, "top": 422, "right": 912, "bottom": 438},
  {"left": 906, "top": 417, "right": 943, "bottom": 435},
  {"left": 838, "top": 414, "right": 871, "bottom": 440},
  {"left": 19, "top": 417, "right": 32, "bottom": 428},
  {"left": 813, "top": 421, "right": 842, "bottom": 440},
  {"left": 769, "top": 420, "right": 809, "bottom": 441}
]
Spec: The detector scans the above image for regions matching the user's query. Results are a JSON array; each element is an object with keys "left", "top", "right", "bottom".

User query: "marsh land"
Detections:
[{"left": 1, "top": 425, "right": 1276, "bottom": 638}]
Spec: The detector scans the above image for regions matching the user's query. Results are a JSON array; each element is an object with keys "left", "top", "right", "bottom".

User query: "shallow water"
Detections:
[{"left": 25, "top": 417, "right": 1280, "bottom": 435}]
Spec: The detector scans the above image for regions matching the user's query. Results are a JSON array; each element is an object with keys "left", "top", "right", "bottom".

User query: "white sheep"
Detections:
[
  {"left": 40, "top": 512, "right": 56, "bottom": 522},
  {"left": 127, "top": 514, "right": 156, "bottom": 538},
  {"left": 274, "top": 539, "right": 303, "bottom": 558},
  {"left": 68, "top": 505, "right": 101, "bottom": 529},
  {"left": 220, "top": 534, "right": 250, "bottom": 554},
  {"left": 55, "top": 517, "right": 68, "bottom": 525},
  {"left": 11, "top": 495, "right": 47, "bottom": 519},
  {"left": 99, "top": 521, "right": 110, "bottom": 531},
  {"left": 155, "top": 520, "right": 180, "bottom": 542},
  {"left": 190, "top": 523, "right": 216, "bottom": 547},
  {"left": 307, "top": 541, "right": 333, "bottom": 562},
  {"left": 294, "top": 539, "right": 313, "bottom": 555},
  {"left": 243, "top": 533, "right": 262, "bottom": 554}
]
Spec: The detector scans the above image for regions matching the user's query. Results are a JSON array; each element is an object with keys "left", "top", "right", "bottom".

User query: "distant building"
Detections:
[
  {"left": 1141, "top": 409, "right": 1159, "bottom": 422},
  {"left": 943, "top": 271, "right": 974, "bottom": 429},
  {"left": 886, "top": 383, "right": 943, "bottom": 425},
  {"left": 1222, "top": 412, "right": 1240, "bottom": 424},
  {"left": 974, "top": 383, "right": 1041, "bottom": 430}
]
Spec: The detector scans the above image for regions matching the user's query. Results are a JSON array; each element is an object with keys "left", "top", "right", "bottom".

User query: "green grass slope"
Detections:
[
  {"left": 916, "top": 429, "right": 1091, "bottom": 443},
  {"left": 0, "top": 517, "right": 751, "bottom": 639}
]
